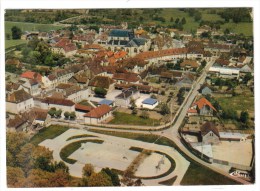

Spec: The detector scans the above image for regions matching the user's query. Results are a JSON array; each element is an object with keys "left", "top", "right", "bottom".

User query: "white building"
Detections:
[
  {"left": 6, "top": 89, "right": 34, "bottom": 114},
  {"left": 84, "top": 104, "right": 112, "bottom": 124}
]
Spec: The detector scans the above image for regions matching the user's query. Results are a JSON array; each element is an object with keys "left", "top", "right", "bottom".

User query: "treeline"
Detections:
[{"left": 219, "top": 8, "right": 252, "bottom": 23}]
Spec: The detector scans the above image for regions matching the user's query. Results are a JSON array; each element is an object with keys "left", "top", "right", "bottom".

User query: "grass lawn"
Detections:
[
  {"left": 216, "top": 94, "right": 254, "bottom": 115},
  {"left": 5, "top": 39, "right": 27, "bottom": 49},
  {"left": 5, "top": 21, "right": 64, "bottom": 37},
  {"left": 109, "top": 112, "right": 160, "bottom": 126},
  {"left": 30, "top": 125, "right": 69, "bottom": 145},
  {"left": 221, "top": 22, "right": 253, "bottom": 37},
  {"left": 60, "top": 139, "right": 104, "bottom": 164},
  {"left": 181, "top": 162, "right": 240, "bottom": 185}
]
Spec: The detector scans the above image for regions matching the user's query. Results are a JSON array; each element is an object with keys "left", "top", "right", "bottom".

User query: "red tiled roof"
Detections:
[
  {"left": 75, "top": 104, "right": 93, "bottom": 112},
  {"left": 20, "top": 71, "right": 42, "bottom": 82},
  {"left": 180, "top": 60, "right": 199, "bottom": 68},
  {"left": 84, "top": 104, "right": 111, "bottom": 118},
  {"left": 194, "top": 97, "right": 216, "bottom": 111},
  {"left": 200, "top": 122, "right": 220, "bottom": 137},
  {"left": 113, "top": 73, "right": 140, "bottom": 83},
  {"left": 187, "top": 109, "right": 198, "bottom": 113},
  {"left": 135, "top": 48, "right": 187, "bottom": 60},
  {"left": 43, "top": 97, "right": 75, "bottom": 106},
  {"left": 7, "top": 89, "right": 32, "bottom": 103}
]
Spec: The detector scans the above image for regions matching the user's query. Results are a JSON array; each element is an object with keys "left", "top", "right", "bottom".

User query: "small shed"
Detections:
[{"left": 141, "top": 98, "right": 158, "bottom": 109}]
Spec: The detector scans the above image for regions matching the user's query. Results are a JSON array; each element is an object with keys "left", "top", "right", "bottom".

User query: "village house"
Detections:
[
  {"left": 7, "top": 114, "right": 28, "bottom": 132},
  {"left": 68, "top": 74, "right": 89, "bottom": 88},
  {"left": 196, "top": 25, "right": 211, "bottom": 36},
  {"left": 113, "top": 72, "right": 141, "bottom": 84},
  {"left": 51, "top": 38, "right": 77, "bottom": 57},
  {"left": 204, "top": 43, "right": 231, "bottom": 56},
  {"left": 239, "top": 64, "right": 253, "bottom": 77},
  {"left": 40, "top": 97, "right": 75, "bottom": 113},
  {"left": 199, "top": 83, "right": 214, "bottom": 96},
  {"left": 189, "top": 97, "right": 216, "bottom": 116},
  {"left": 55, "top": 83, "right": 91, "bottom": 103},
  {"left": 6, "top": 82, "right": 23, "bottom": 94},
  {"left": 19, "top": 78, "right": 41, "bottom": 96},
  {"left": 175, "top": 73, "right": 195, "bottom": 88},
  {"left": 84, "top": 104, "right": 112, "bottom": 124},
  {"left": 200, "top": 122, "right": 220, "bottom": 144},
  {"left": 115, "top": 87, "right": 140, "bottom": 107},
  {"left": 5, "top": 58, "right": 23, "bottom": 69},
  {"left": 6, "top": 89, "right": 34, "bottom": 114},
  {"left": 88, "top": 76, "right": 115, "bottom": 92},
  {"left": 20, "top": 71, "right": 42, "bottom": 83},
  {"left": 180, "top": 60, "right": 200, "bottom": 71}
]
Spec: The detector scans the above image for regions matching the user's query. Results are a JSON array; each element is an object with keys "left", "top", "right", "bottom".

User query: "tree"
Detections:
[
  {"left": 140, "top": 110, "right": 149, "bottom": 119},
  {"left": 240, "top": 111, "right": 249, "bottom": 123},
  {"left": 82, "top": 163, "right": 94, "bottom": 177},
  {"left": 181, "top": 17, "right": 186, "bottom": 25},
  {"left": 160, "top": 103, "right": 170, "bottom": 115},
  {"left": 64, "top": 111, "right": 70, "bottom": 119},
  {"left": 11, "top": 26, "right": 22, "bottom": 39},
  {"left": 101, "top": 168, "right": 120, "bottom": 186},
  {"left": 7, "top": 132, "right": 29, "bottom": 166},
  {"left": 87, "top": 172, "right": 113, "bottom": 187},
  {"left": 132, "top": 108, "right": 138, "bottom": 115},
  {"left": 201, "top": 60, "right": 207, "bottom": 68},
  {"left": 55, "top": 109, "right": 62, "bottom": 118},
  {"left": 175, "top": 18, "right": 180, "bottom": 24},
  {"left": 194, "top": 12, "right": 202, "bottom": 22},
  {"left": 243, "top": 73, "right": 253, "bottom": 84},
  {"left": 7, "top": 167, "right": 25, "bottom": 188},
  {"left": 70, "top": 112, "right": 76, "bottom": 120},
  {"left": 16, "top": 143, "right": 36, "bottom": 175},
  {"left": 48, "top": 108, "right": 56, "bottom": 118},
  {"left": 6, "top": 33, "right": 11, "bottom": 40},
  {"left": 94, "top": 87, "right": 107, "bottom": 98}
]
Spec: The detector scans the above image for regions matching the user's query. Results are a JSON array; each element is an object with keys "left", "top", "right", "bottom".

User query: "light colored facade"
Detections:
[{"left": 6, "top": 90, "right": 34, "bottom": 114}]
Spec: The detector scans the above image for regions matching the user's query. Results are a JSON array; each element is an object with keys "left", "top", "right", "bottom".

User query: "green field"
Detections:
[
  {"left": 109, "top": 112, "right": 160, "bottom": 126},
  {"left": 181, "top": 162, "right": 240, "bottom": 185},
  {"left": 5, "top": 21, "right": 64, "bottom": 36},
  {"left": 222, "top": 22, "right": 253, "bottom": 37},
  {"left": 216, "top": 94, "right": 254, "bottom": 116},
  {"left": 30, "top": 125, "right": 69, "bottom": 145},
  {"left": 5, "top": 39, "right": 27, "bottom": 49}
]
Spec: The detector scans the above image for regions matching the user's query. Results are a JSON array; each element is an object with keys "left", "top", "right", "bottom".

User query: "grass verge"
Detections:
[
  {"left": 109, "top": 112, "right": 160, "bottom": 126},
  {"left": 89, "top": 129, "right": 176, "bottom": 148},
  {"left": 66, "top": 134, "right": 97, "bottom": 141},
  {"left": 30, "top": 125, "right": 69, "bottom": 145}
]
